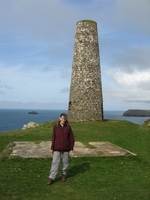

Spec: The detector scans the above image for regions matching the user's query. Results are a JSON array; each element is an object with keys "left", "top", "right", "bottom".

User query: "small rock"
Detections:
[
  {"left": 22, "top": 122, "right": 39, "bottom": 130},
  {"left": 28, "top": 111, "right": 38, "bottom": 114}
]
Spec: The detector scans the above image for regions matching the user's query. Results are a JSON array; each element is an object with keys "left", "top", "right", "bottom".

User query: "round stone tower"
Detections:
[{"left": 68, "top": 20, "right": 103, "bottom": 122}]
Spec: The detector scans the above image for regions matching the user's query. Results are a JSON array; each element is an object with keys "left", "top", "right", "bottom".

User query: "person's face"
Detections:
[{"left": 60, "top": 115, "right": 67, "bottom": 125}]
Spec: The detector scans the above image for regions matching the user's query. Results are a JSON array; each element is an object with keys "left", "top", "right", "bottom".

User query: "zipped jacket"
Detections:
[{"left": 51, "top": 121, "right": 75, "bottom": 151}]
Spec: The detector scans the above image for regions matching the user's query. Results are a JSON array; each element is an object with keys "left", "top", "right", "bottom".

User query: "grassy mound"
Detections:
[{"left": 0, "top": 120, "right": 149, "bottom": 200}]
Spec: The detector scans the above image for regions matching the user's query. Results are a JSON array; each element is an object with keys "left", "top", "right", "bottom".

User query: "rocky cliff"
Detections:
[{"left": 123, "top": 109, "right": 150, "bottom": 117}]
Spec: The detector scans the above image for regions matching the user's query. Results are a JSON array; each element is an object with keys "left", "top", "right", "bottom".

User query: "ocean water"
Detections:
[
  {"left": 0, "top": 109, "right": 149, "bottom": 132},
  {"left": 0, "top": 109, "right": 66, "bottom": 132}
]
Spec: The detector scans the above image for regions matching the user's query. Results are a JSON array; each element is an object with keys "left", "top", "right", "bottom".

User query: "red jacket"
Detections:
[{"left": 51, "top": 121, "right": 75, "bottom": 151}]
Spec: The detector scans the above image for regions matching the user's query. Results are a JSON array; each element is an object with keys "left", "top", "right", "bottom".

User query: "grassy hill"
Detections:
[{"left": 0, "top": 119, "right": 149, "bottom": 200}]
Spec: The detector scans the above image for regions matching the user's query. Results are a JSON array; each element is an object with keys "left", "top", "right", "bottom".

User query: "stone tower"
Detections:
[{"left": 68, "top": 20, "right": 103, "bottom": 122}]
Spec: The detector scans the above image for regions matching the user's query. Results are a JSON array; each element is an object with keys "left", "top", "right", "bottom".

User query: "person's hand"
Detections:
[
  {"left": 69, "top": 150, "right": 74, "bottom": 157},
  {"left": 50, "top": 149, "right": 53, "bottom": 153}
]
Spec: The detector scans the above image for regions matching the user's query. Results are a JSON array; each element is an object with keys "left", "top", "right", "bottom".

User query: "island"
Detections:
[
  {"left": 123, "top": 109, "right": 150, "bottom": 117},
  {"left": 28, "top": 111, "right": 38, "bottom": 114}
]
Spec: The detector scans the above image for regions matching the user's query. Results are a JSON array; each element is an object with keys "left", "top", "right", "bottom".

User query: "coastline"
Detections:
[{"left": 0, "top": 109, "right": 150, "bottom": 132}]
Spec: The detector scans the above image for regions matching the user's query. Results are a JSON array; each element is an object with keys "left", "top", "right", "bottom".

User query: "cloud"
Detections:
[
  {"left": 0, "top": 0, "right": 78, "bottom": 75},
  {"left": 0, "top": 98, "right": 67, "bottom": 109},
  {"left": 103, "top": 67, "right": 150, "bottom": 110},
  {"left": 0, "top": 0, "right": 76, "bottom": 39},
  {"left": 107, "top": 0, "right": 150, "bottom": 35},
  {"left": 0, "top": 63, "right": 70, "bottom": 103},
  {"left": 0, "top": 80, "right": 13, "bottom": 92},
  {"left": 111, "top": 69, "right": 150, "bottom": 87},
  {"left": 111, "top": 45, "right": 150, "bottom": 72}
]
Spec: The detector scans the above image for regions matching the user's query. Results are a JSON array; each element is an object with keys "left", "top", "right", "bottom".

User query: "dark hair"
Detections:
[{"left": 60, "top": 113, "right": 67, "bottom": 118}]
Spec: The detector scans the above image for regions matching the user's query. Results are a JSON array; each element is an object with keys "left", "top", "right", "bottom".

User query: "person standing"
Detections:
[{"left": 47, "top": 113, "right": 75, "bottom": 185}]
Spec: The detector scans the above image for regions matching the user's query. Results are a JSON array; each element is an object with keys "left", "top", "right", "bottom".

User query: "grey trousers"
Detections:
[{"left": 49, "top": 151, "right": 69, "bottom": 180}]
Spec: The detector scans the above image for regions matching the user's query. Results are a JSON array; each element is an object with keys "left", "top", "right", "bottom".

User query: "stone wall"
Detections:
[{"left": 68, "top": 20, "right": 103, "bottom": 122}]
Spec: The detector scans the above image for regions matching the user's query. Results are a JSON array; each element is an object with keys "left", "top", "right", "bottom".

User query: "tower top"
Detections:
[
  {"left": 77, "top": 19, "right": 96, "bottom": 23},
  {"left": 76, "top": 20, "right": 97, "bottom": 28}
]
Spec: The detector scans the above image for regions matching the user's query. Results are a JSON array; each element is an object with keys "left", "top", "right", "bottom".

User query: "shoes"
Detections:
[
  {"left": 47, "top": 178, "right": 54, "bottom": 185},
  {"left": 47, "top": 176, "right": 67, "bottom": 185},
  {"left": 61, "top": 175, "right": 67, "bottom": 182}
]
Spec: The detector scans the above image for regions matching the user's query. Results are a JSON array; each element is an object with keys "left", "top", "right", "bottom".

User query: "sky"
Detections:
[{"left": 0, "top": 0, "right": 150, "bottom": 111}]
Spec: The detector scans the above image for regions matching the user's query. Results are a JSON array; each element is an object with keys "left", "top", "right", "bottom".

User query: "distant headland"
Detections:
[{"left": 123, "top": 109, "right": 150, "bottom": 117}]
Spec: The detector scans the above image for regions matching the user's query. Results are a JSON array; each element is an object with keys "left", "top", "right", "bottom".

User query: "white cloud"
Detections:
[
  {"left": 103, "top": 67, "right": 150, "bottom": 110},
  {"left": 112, "top": 70, "right": 150, "bottom": 86}
]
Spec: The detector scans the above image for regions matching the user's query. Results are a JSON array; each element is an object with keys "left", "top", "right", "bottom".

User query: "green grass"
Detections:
[{"left": 0, "top": 119, "right": 149, "bottom": 200}]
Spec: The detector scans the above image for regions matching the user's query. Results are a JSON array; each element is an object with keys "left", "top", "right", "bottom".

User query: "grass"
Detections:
[{"left": 0, "top": 119, "right": 150, "bottom": 200}]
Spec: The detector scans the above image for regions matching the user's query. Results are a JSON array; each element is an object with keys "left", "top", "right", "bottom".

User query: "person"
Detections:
[{"left": 47, "top": 113, "right": 75, "bottom": 185}]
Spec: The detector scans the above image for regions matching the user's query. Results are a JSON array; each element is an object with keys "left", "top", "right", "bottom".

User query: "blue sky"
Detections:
[{"left": 0, "top": 0, "right": 150, "bottom": 111}]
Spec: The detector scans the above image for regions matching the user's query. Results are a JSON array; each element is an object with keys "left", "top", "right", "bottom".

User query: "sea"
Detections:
[{"left": 0, "top": 109, "right": 150, "bottom": 132}]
